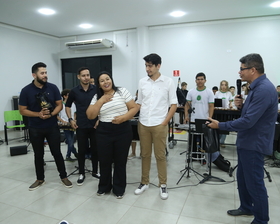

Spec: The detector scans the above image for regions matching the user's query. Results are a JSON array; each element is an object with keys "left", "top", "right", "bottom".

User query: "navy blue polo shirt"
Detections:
[
  {"left": 19, "top": 81, "right": 61, "bottom": 129},
  {"left": 65, "top": 84, "right": 97, "bottom": 128}
]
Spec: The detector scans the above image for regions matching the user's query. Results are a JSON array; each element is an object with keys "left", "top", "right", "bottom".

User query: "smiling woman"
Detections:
[{"left": 86, "top": 71, "right": 139, "bottom": 199}]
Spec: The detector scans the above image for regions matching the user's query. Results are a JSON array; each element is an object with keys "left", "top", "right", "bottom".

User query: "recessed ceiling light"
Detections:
[
  {"left": 79, "top": 23, "right": 93, "bottom": 29},
  {"left": 270, "top": 1, "right": 280, "bottom": 8},
  {"left": 170, "top": 11, "right": 186, "bottom": 18},
  {"left": 38, "top": 8, "right": 55, "bottom": 15}
]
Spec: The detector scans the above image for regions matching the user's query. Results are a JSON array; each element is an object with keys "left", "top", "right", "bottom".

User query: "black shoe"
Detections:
[
  {"left": 92, "top": 173, "right": 100, "bottom": 179},
  {"left": 77, "top": 174, "right": 85, "bottom": 186},
  {"left": 227, "top": 209, "right": 253, "bottom": 216},
  {"left": 97, "top": 190, "right": 110, "bottom": 196},
  {"left": 115, "top": 194, "right": 123, "bottom": 199},
  {"left": 65, "top": 156, "right": 75, "bottom": 162}
]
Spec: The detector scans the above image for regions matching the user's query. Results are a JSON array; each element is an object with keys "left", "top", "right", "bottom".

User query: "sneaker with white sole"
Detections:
[
  {"left": 61, "top": 178, "right": 73, "bottom": 188},
  {"left": 29, "top": 180, "right": 45, "bottom": 191},
  {"left": 134, "top": 183, "right": 149, "bottom": 195},
  {"left": 128, "top": 153, "right": 136, "bottom": 160},
  {"left": 77, "top": 174, "right": 85, "bottom": 186},
  {"left": 160, "top": 184, "right": 168, "bottom": 200}
]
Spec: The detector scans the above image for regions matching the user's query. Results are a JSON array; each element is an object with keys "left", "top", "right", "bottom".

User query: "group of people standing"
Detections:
[
  {"left": 19, "top": 53, "right": 177, "bottom": 201},
  {"left": 19, "top": 53, "right": 277, "bottom": 224}
]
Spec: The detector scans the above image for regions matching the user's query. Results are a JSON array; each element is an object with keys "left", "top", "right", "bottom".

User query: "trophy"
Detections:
[{"left": 35, "top": 92, "right": 54, "bottom": 113}]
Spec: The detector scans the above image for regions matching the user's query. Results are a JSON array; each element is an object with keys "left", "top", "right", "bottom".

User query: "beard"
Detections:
[{"left": 37, "top": 77, "right": 47, "bottom": 85}]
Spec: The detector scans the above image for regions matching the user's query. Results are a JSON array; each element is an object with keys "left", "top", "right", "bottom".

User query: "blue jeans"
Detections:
[
  {"left": 237, "top": 148, "right": 269, "bottom": 224},
  {"left": 29, "top": 125, "right": 67, "bottom": 180},
  {"left": 220, "top": 134, "right": 226, "bottom": 144},
  {"left": 64, "top": 130, "right": 77, "bottom": 158}
]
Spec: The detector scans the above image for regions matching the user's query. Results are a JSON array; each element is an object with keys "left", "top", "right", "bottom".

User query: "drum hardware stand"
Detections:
[
  {"left": 67, "top": 165, "right": 92, "bottom": 178},
  {"left": 177, "top": 104, "right": 204, "bottom": 185}
]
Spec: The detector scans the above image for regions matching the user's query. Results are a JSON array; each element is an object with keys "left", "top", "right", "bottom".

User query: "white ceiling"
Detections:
[{"left": 0, "top": 0, "right": 280, "bottom": 38}]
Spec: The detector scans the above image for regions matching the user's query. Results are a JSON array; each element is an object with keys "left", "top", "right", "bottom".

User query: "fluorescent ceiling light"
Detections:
[
  {"left": 270, "top": 1, "right": 280, "bottom": 8},
  {"left": 79, "top": 23, "right": 93, "bottom": 29},
  {"left": 170, "top": 11, "right": 186, "bottom": 17},
  {"left": 38, "top": 8, "right": 55, "bottom": 15}
]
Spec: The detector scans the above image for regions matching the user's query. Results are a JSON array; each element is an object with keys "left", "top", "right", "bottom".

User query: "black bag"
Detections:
[
  {"left": 202, "top": 124, "right": 231, "bottom": 172},
  {"left": 213, "top": 154, "right": 231, "bottom": 172}
]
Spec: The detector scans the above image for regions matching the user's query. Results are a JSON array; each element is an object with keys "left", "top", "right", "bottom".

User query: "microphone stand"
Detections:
[{"left": 177, "top": 101, "right": 204, "bottom": 184}]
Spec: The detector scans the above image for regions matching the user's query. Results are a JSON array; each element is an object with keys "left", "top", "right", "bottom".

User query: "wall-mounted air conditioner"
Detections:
[{"left": 65, "top": 39, "right": 114, "bottom": 50}]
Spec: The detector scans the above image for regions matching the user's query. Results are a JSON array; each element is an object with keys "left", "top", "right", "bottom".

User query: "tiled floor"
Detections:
[{"left": 0, "top": 129, "right": 280, "bottom": 224}]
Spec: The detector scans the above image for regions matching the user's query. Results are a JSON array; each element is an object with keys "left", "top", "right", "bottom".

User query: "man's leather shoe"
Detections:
[{"left": 227, "top": 209, "right": 253, "bottom": 216}]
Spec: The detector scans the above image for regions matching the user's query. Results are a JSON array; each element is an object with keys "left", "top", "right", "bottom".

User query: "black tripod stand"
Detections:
[
  {"left": 67, "top": 165, "right": 92, "bottom": 178},
  {"left": 199, "top": 124, "right": 225, "bottom": 183},
  {"left": 177, "top": 104, "right": 204, "bottom": 185}
]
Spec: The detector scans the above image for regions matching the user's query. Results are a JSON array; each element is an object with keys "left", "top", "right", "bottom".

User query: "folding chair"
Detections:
[{"left": 4, "top": 110, "right": 27, "bottom": 145}]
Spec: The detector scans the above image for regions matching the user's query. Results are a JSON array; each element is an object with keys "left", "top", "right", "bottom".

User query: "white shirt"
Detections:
[
  {"left": 59, "top": 102, "right": 76, "bottom": 121},
  {"left": 214, "top": 91, "right": 233, "bottom": 109},
  {"left": 90, "top": 87, "right": 133, "bottom": 122},
  {"left": 137, "top": 75, "right": 177, "bottom": 126},
  {"left": 187, "top": 87, "right": 214, "bottom": 122}
]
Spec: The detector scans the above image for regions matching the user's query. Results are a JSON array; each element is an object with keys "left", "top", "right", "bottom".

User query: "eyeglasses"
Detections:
[{"left": 240, "top": 67, "right": 252, "bottom": 71}]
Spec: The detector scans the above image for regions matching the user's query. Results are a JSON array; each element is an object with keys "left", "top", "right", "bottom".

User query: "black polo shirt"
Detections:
[
  {"left": 66, "top": 84, "right": 97, "bottom": 128},
  {"left": 19, "top": 81, "right": 61, "bottom": 129}
]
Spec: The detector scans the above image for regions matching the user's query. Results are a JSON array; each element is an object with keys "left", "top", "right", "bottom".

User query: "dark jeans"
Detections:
[
  {"left": 29, "top": 125, "right": 67, "bottom": 180},
  {"left": 64, "top": 130, "right": 77, "bottom": 158},
  {"left": 96, "top": 121, "right": 132, "bottom": 195},
  {"left": 237, "top": 148, "right": 269, "bottom": 224},
  {"left": 76, "top": 128, "right": 98, "bottom": 174}
]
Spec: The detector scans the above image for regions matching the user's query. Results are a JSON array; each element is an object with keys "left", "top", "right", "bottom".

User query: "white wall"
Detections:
[
  {"left": 1, "top": 16, "right": 280, "bottom": 132},
  {"left": 0, "top": 25, "right": 60, "bottom": 132},
  {"left": 148, "top": 16, "right": 280, "bottom": 90}
]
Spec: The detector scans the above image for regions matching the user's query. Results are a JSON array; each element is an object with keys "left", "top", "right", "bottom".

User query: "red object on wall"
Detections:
[{"left": 173, "top": 70, "right": 180, "bottom": 77}]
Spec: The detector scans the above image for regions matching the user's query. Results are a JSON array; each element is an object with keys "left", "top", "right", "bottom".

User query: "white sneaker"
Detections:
[
  {"left": 160, "top": 184, "right": 168, "bottom": 200},
  {"left": 128, "top": 153, "right": 136, "bottom": 160},
  {"left": 134, "top": 183, "right": 149, "bottom": 195}
]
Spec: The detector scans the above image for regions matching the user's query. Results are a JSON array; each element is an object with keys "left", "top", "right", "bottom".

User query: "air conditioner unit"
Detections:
[{"left": 65, "top": 39, "right": 114, "bottom": 50}]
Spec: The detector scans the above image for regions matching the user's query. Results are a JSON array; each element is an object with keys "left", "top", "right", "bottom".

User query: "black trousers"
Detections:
[
  {"left": 29, "top": 125, "right": 67, "bottom": 180},
  {"left": 96, "top": 121, "right": 132, "bottom": 195},
  {"left": 76, "top": 128, "right": 98, "bottom": 174}
]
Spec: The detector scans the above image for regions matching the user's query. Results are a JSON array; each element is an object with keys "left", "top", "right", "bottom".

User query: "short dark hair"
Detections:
[
  {"left": 143, "top": 53, "right": 161, "bottom": 66},
  {"left": 32, "top": 62, "right": 46, "bottom": 73},
  {"left": 61, "top": 89, "right": 71, "bottom": 98},
  {"left": 77, "top": 67, "right": 89, "bottom": 75},
  {"left": 212, "top": 86, "right": 218, "bottom": 91},
  {"left": 239, "top": 53, "right": 264, "bottom": 74},
  {"left": 229, "top": 86, "right": 235, "bottom": 89},
  {"left": 96, "top": 71, "right": 119, "bottom": 99},
  {"left": 196, "top": 72, "right": 206, "bottom": 80},
  {"left": 181, "top": 82, "right": 187, "bottom": 87}
]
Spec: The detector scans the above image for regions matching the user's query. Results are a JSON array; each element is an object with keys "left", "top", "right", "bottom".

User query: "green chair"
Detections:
[{"left": 4, "top": 110, "right": 26, "bottom": 145}]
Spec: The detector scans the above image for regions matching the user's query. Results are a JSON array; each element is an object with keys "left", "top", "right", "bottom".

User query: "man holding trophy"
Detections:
[{"left": 19, "top": 62, "right": 72, "bottom": 191}]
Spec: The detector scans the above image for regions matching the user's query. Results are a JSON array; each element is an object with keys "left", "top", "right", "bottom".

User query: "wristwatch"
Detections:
[{"left": 68, "top": 118, "right": 73, "bottom": 122}]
